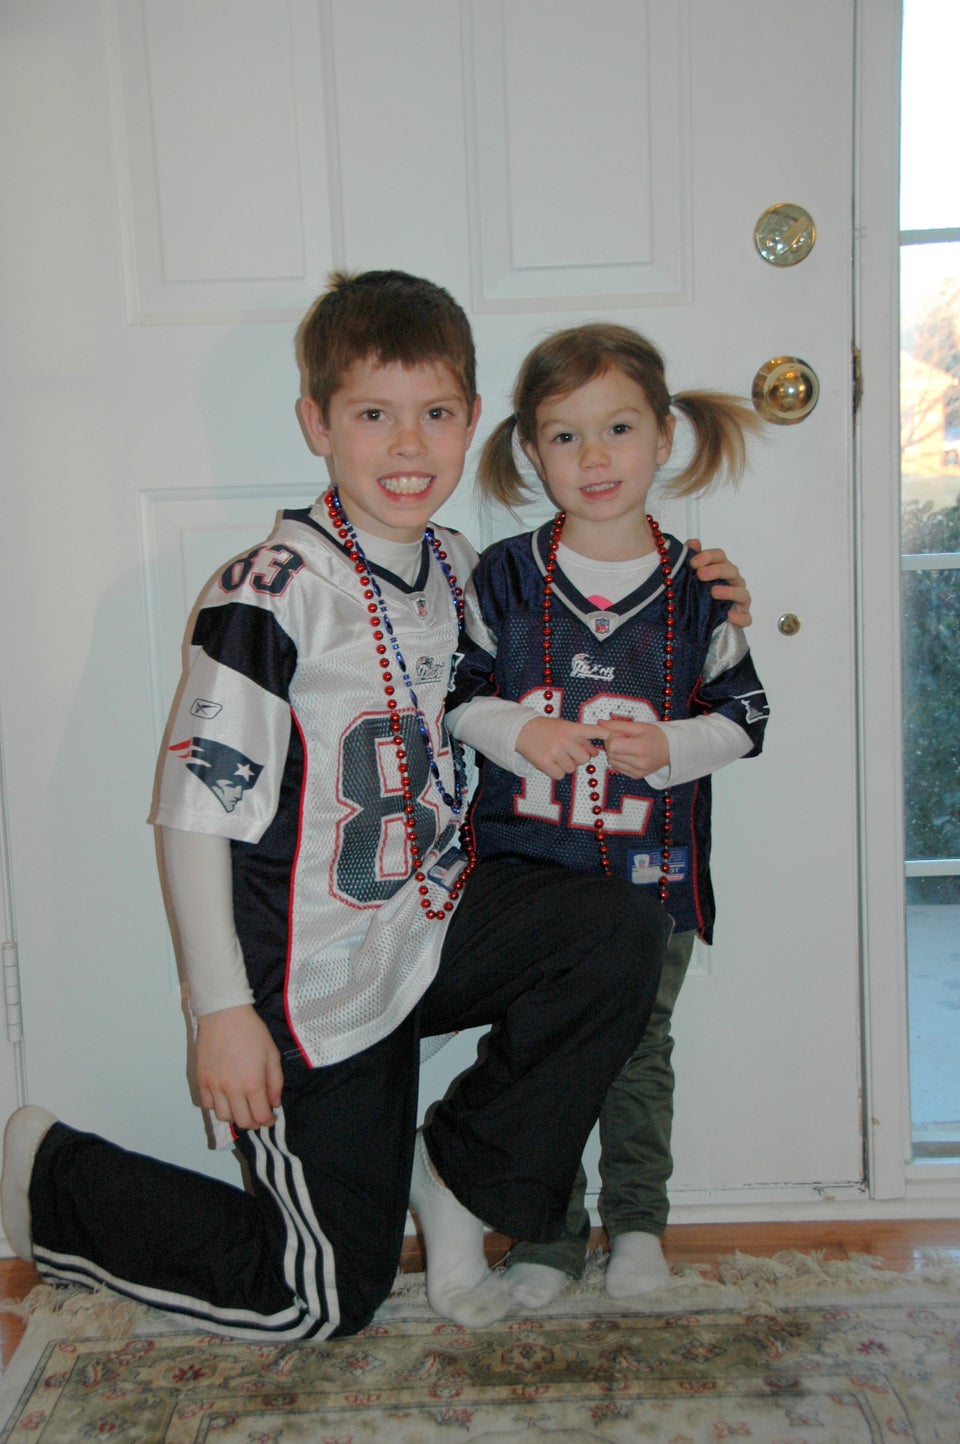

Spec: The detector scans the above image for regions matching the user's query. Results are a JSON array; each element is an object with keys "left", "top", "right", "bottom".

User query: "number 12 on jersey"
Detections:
[{"left": 513, "top": 688, "right": 658, "bottom": 834}]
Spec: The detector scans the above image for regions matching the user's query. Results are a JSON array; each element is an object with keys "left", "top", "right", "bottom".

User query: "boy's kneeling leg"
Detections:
[
  {"left": 23, "top": 1019, "right": 421, "bottom": 1340},
  {"left": 274, "top": 1020, "right": 423, "bottom": 1337},
  {"left": 422, "top": 861, "right": 669, "bottom": 1248},
  {"left": 28, "top": 1120, "right": 301, "bottom": 1335}
]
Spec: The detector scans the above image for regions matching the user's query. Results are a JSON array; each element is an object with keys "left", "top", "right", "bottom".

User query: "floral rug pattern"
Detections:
[{"left": 1, "top": 1292, "right": 959, "bottom": 1442}]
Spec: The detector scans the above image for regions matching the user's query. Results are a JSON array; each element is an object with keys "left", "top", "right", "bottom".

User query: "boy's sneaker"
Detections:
[{"left": 1, "top": 1106, "right": 57, "bottom": 1261}]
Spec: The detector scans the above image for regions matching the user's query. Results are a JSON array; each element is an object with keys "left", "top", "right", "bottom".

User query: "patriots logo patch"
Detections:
[
  {"left": 415, "top": 656, "right": 445, "bottom": 685},
  {"left": 571, "top": 652, "right": 615, "bottom": 682},
  {"left": 169, "top": 737, "right": 264, "bottom": 814}
]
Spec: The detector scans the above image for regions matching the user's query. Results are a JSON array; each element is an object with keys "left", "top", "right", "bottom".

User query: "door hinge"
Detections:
[
  {"left": 2, "top": 942, "right": 22, "bottom": 1044},
  {"left": 852, "top": 345, "right": 863, "bottom": 416}
]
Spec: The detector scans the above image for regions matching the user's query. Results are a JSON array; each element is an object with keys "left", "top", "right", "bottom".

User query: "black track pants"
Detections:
[{"left": 29, "top": 860, "right": 666, "bottom": 1338}]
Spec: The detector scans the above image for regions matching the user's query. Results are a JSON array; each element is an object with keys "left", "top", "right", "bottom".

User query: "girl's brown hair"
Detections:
[{"left": 479, "top": 322, "right": 762, "bottom": 510}]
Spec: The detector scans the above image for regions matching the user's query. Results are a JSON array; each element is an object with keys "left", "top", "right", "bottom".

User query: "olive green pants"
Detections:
[{"left": 507, "top": 929, "right": 696, "bottom": 1279}]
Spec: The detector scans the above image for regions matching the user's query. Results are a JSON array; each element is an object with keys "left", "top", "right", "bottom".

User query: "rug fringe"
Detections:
[
  {"left": 575, "top": 1244, "right": 899, "bottom": 1290},
  {"left": 0, "top": 1282, "right": 153, "bottom": 1339},
  {"left": 389, "top": 1245, "right": 960, "bottom": 1319},
  {"left": 4, "top": 1247, "right": 959, "bottom": 1338}
]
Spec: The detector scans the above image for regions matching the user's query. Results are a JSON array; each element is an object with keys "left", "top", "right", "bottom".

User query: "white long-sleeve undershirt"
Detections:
[
  {"left": 162, "top": 827, "right": 252, "bottom": 1015},
  {"left": 447, "top": 698, "right": 751, "bottom": 788}
]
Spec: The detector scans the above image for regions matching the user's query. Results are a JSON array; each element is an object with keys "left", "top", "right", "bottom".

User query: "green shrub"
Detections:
[{"left": 901, "top": 497, "right": 960, "bottom": 863}]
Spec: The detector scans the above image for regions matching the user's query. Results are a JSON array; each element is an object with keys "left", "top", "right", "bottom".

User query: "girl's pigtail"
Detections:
[
  {"left": 476, "top": 414, "right": 534, "bottom": 511},
  {"left": 665, "top": 391, "right": 766, "bottom": 498}
]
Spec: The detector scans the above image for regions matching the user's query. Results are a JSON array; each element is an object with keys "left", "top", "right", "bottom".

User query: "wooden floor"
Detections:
[{"left": 4, "top": 1218, "right": 960, "bottom": 1369}]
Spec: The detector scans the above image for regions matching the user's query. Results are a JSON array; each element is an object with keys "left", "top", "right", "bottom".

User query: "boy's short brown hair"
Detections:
[{"left": 296, "top": 270, "right": 477, "bottom": 419}]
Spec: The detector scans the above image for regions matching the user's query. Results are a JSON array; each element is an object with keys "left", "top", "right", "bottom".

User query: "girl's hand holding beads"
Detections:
[
  {"left": 517, "top": 716, "right": 611, "bottom": 780},
  {"left": 603, "top": 720, "right": 670, "bottom": 779}
]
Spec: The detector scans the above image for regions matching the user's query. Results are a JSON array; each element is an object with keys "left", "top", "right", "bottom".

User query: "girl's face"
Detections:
[{"left": 525, "top": 368, "right": 674, "bottom": 547}]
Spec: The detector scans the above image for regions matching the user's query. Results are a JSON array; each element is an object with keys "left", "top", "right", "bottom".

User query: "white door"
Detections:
[{"left": 0, "top": 0, "right": 862, "bottom": 1229}]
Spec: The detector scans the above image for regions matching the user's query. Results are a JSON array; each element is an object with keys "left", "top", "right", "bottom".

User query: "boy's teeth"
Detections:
[{"left": 380, "top": 475, "right": 432, "bottom": 495}]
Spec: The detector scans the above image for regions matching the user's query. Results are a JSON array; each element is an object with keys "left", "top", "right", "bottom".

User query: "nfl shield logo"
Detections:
[
  {"left": 591, "top": 613, "right": 612, "bottom": 637},
  {"left": 415, "top": 597, "right": 429, "bottom": 618}
]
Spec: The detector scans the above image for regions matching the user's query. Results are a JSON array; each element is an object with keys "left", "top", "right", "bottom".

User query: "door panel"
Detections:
[{"left": 0, "top": 0, "right": 861, "bottom": 1220}]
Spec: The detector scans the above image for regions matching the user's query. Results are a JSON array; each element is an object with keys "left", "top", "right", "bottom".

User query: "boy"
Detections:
[{"left": 1, "top": 271, "right": 746, "bottom": 1340}]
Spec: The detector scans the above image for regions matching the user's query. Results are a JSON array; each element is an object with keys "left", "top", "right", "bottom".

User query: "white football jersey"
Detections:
[{"left": 153, "top": 502, "right": 477, "bottom": 1067}]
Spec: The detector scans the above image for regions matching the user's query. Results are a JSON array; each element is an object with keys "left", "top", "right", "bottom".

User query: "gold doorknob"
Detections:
[{"left": 752, "top": 357, "right": 820, "bottom": 425}]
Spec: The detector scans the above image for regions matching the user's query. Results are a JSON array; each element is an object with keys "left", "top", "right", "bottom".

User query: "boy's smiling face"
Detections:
[{"left": 301, "top": 358, "right": 481, "bottom": 542}]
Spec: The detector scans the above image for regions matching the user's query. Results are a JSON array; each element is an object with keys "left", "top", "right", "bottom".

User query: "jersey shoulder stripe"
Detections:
[{"left": 193, "top": 603, "right": 298, "bottom": 701}]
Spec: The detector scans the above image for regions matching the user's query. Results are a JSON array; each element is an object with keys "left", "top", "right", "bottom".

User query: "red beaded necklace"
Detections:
[
  {"left": 542, "top": 511, "right": 676, "bottom": 905},
  {"left": 325, "top": 486, "right": 476, "bottom": 920}
]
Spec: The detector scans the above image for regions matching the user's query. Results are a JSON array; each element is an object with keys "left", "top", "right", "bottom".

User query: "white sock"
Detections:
[
  {"left": 1, "top": 1106, "right": 57, "bottom": 1261},
  {"left": 506, "top": 1261, "right": 569, "bottom": 1310},
  {"left": 605, "top": 1231, "right": 671, "bottom": 1298},
  {"left": 409, "top": 1131, "right": 512, "bottom": 1327}
]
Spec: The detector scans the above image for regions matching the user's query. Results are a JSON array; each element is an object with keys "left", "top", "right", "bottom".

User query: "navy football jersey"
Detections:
[{"left": 452, "top": 524, "right": 768, "bottom": 940}]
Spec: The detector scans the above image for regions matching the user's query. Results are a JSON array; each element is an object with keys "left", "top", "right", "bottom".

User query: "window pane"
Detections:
[
  {"left": 907, "top": 875, "right": 960, "bottom": 1157},
  {"left": 901, "top": 242, "right": 960, "bottom": 526},
  {"left": 901, "top": 0, "right": 960, "bottom": 1163},
  {"left": 902, "top": 565, "right": 960, "bottom": 861},
  {"left": 900, "top": 1, "right": 960, "bottom": 231}
]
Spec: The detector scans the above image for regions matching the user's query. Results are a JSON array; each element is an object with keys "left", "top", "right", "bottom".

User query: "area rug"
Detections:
[{"left": 1, "top": 1252, "right": 959, "bottom": 1441}]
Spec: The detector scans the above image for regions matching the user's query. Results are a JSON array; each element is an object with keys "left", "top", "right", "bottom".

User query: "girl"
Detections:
[{"left": 447, "top": 322, "right": 769, "bottom": 1307}]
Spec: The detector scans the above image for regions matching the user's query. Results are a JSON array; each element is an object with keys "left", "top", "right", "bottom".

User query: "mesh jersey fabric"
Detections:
[{"left": 152, "top": 502, "right": 477, "bottom": 1067}]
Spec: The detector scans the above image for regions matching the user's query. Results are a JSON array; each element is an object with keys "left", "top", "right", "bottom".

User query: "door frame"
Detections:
[{"left": 857, "top": 0, "right": 960, "bottom": 1208}]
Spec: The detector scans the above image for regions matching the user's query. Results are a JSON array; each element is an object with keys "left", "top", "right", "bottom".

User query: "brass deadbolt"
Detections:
[{"left": 754, "top": 203, "right": 817, "bottom": 266}]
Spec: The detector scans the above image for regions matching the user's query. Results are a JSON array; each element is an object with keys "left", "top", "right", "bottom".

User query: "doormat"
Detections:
[{"left": 1, "top": 1251, "right": 958, "bottom": 1441}]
